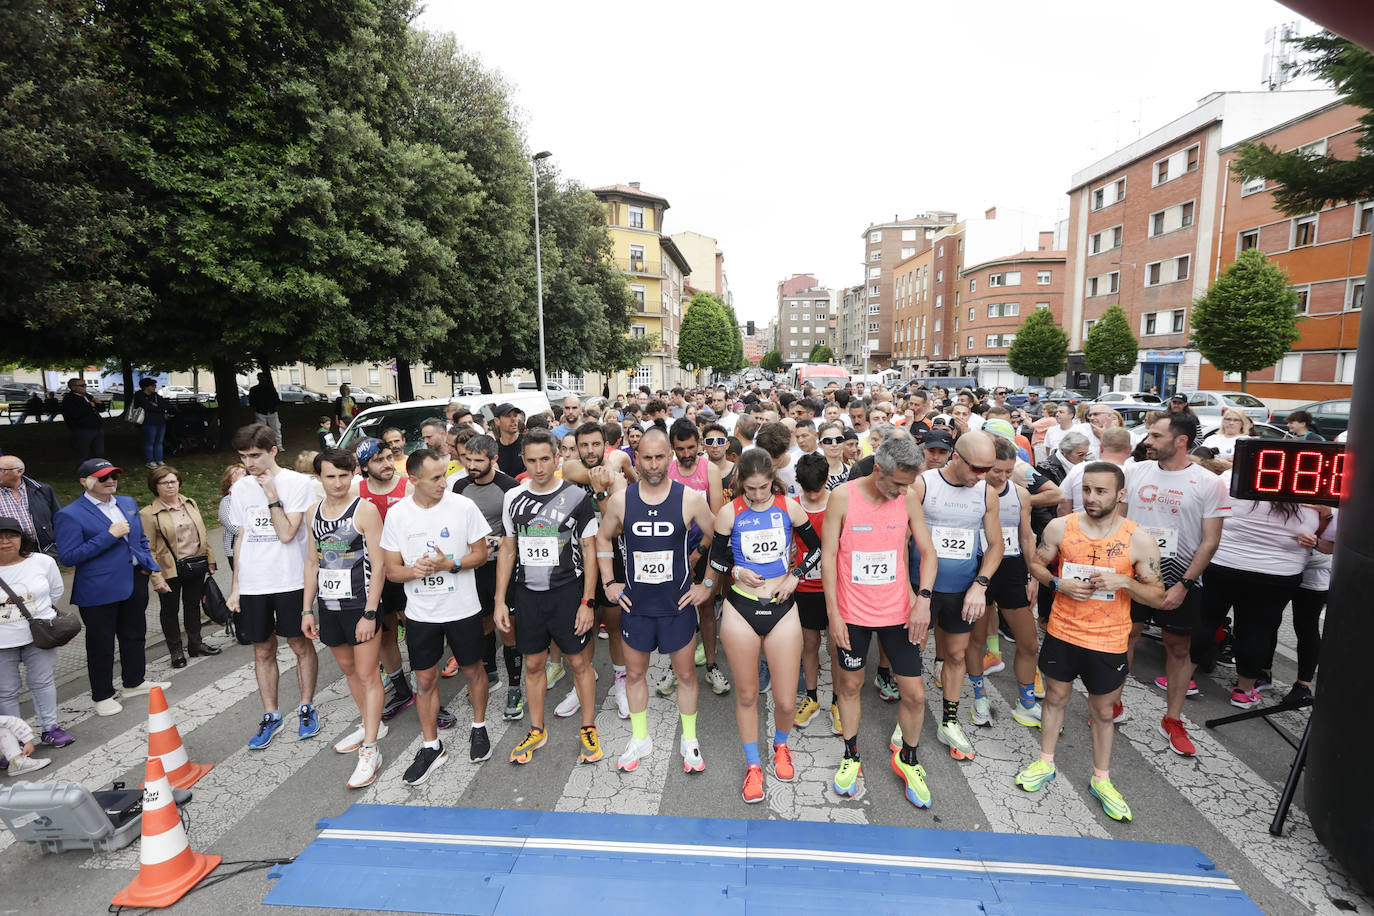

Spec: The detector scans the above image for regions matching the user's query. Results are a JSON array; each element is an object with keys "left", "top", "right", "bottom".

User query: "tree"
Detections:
[
  {"left": 760, "top": 350, "right": 783, "bottom": 372},
  {"left": 720, "top": 299, "right": 746, "bottom": 372},
  {"left": 1006, "top": 308, "right": 1068, "bottom": 380},
  {"left": 1232, "top": 33, "right": 1374, "bottom": 215},
  {"left": 809, "top": 343, "right": 835, "bottom": 363},
  {"left": 678, "top": 292, "right": 734, "bottom": 371},
  {"left": 1082, "top": 305, "right": 1139, "bottom": 387},
  {"left": 1190, "top": 249, "right": 1300, "bottom": 391}
]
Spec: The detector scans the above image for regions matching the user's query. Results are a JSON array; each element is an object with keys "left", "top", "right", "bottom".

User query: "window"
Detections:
[
  {"left": 968, "top": 336, "right": 975, "bottom": 350},
  {"left": 869, "top": 284, "right": 881, "bottom": 296},
  {"left": 868, "top": 267, "right": 880, "bottom": 279},
  {"left": 868, "top": 302, "right": 880, "bottom": 314},
  {"left": 1357, "top": 201, "right": 1373, "bottom": 235},
  {"left": 1144, "top": 313, "right": 1158, "bottom": 335},
  {"left": 1145, "top": 262, "right": 1163, "bottom": 286},
  {"left": 1005, "top": 271, "right": 1021, "bottom": 286},
  {"left": 902, "top": 228, "right": 916, "bottom": 241},
  {"left": 870, "top": 231, "right": 882, "bottom": 243},
  {"left": 634, "top": 364, "right": 653, "bottom": 389},
  {"left": 1277, "top": 353, "right": 1303, "bottom": 382},
  {"left": 1082, "top": 319, "right": 1096, "bottom": 338},
  {"left": 1087, "top": 276, "right": 1098, "bottom": 297},
  {"left": 987, "top": 302, "right": 1018, "bottom": 318},
  {"left": 1187, "top": 146, "right": 1199, "bottom": 171},
  {"left": 337, "top": 368, "right": 352, "bottom": 384},
  {"left": 1350, "top": 279, "right": 1366, "bottom": 310},
  {"left": 1156, "top": 161, "right": 1169, "bottom": 184},
  {"left": 1239, "top": 229, "right": 1259, "bottom": 252},
  {"left": 936, "top": 244, "right": 944, "bottom": 257},
  {"left": 326, "top": 368, "right": 338, "bottom": 385},
  {"left": 1292, "top": 216, "right": 1317, "bottom": 248},
  {"left": 933, "top": 342, "right": 941, "bottom": 356},
  {"left": 1037, "top": 270, "right": 1051, "bottom": 285},
  {"left": 1153, "top": 144, "right": 1200, "bottom": 186},
  {"left": 629, "top": 285, "right": 646, "bottom": 308},
  {"left": 629, "top": 244, "right": 645, "bottom": 268},
  {"left": 628, "top": 206, "right": 644, "bottom": 229},
  {"left": 422, "top": 369, "right": 434, "bottom": 385},
  {"left": 289, "top": 368, "right": 301, "bottom": 384},
  {"left": 1297, "top": 139, "right": 1327, "bottom": 157},
  {"left": 801, "top": 313, "right": 810, "bottom": 320},
  {"left": 968, "top": 306, "right": 975, "bottom": 321},
  {"left": 789, "top": 325, "right": 799, "bottom": 333},
  {"left": 1151, "top": 212, "right": 1165, "bottom": 236},
  {"left": 901, "top": 247, "right": 916, "bottom": 259},
  {"left": 1292, "top": 287, "right": 1309, "bottom": 314},
  {"left": 934, "top": 318, "right": 942, "bottom": 331},
  {"left": 1036, "top": 301, "right": 1050, "bottom": 310},
  {"left": 1181, "top": 201, "right": 1194, "bottom": 228},
  {"left": 1116, "top": 178, "right": 1127, "bottom": 199},
  {"left": 1338, "top": 351, "right": 1358, "bottom": 384},
  {"left": 867, "top": 322, "right": 880, "bottom": 333},
  {"left": 368, "top": 367, "right": 381, "bottom": 386},
  {"left": 1172, "top": 310, "right": 1185, "bottom": 333},
  {"left": 1241, "top": 174, "right": 1266, "bottom": 196},
  {"left": 969, "top": 278, "right": 976, "bottom": 292},
  {"left": 953, "top": 316, "right": 959, "bottom": 330},
  {"left": 1092, "top": 188, "right": 1104, "bottom": 210},
  {"left": 631, "top": 324, "right": 647, "bottom": 339},
  {"left": 1108, "top": 272, "right": 1120, "bottom": 294},
  {"left": 935, "top": 295, "right": 942, "bottom": 309},
  {"left": 1175, "top": 255, "right": 1190, "bottom": 281},
  {"left": 987, "top": 334, "right": 998, "bottom": 348},
  {"left": 870, "top": 250, "right": 881, "bottom": 261}
]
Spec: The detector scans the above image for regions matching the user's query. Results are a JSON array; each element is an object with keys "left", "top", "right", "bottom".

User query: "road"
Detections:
[{"left": 0, "top": 586, "right": 1368, "bottom": 916}]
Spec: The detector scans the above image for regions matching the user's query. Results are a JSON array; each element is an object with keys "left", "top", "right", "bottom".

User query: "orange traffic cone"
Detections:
[
  {"left": 113, "top": 757, "right": 220, "bottom": 908},
  {"left": 144, "top": 686, "right": 211, "bottom": 789}
]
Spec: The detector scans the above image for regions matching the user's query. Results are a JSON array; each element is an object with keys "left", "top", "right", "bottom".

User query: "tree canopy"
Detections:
[
  {"left": 808, "top": 343, "right": 835, "bottom": 363},
  {"left": 1191, "top": 249, "right": 1301, "bottom": 391},
  {"left": 1083, "top": 305, "right": 1139, "bottom": 383},
  {"left": 1006, "top": 308, "right": 1068, "bottom": 380},
  {"left": 760, "top": 350, "right": 783, "bottom": 372},
  {"left": 678, "top": 292, "right": 735, "bottom": 371}
]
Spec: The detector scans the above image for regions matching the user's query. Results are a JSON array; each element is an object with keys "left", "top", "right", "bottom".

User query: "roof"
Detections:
[
  {"left": 591, "top": 184, "right": 671, "bottom": 206},
  {"left": 963, "top": 250, "right": 1067, "bottom": 274}
]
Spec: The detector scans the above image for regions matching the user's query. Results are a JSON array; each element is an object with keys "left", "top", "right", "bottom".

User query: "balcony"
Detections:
[{"left": 613, "top": 257, "right": 668, "bottom": 278}]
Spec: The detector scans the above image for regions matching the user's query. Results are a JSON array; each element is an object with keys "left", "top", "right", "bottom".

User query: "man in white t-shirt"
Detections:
[
  {"left": 226, "top": 424, "right": 320, "bottom": 751},
  {"left": 381, "top": 448, "right": 491, "bottom": 785},
  {"left": 1059, "top": 427, "right": 1133, "bottom": 516},
  {"left": 1122, "top": 414, "right": 1230, "bottom": 758}
]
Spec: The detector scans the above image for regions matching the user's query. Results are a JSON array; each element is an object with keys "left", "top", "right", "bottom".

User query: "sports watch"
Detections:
[
  {"left": 362, "top": 609, "right": 377, "bottom": 621},
  {"left": 973, "top": 575, "right": 991, "bottom": 588},
  {"left": 917, "top": 588, "right": 933, "bottom": 599}
]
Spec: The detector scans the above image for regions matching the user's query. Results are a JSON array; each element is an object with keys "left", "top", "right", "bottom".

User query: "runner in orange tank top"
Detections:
[{"left": 1020, "top": 461, "right": 1164, "bottom": 822}]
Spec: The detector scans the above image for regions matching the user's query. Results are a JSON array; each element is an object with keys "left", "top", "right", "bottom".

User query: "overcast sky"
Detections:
[{"left": 418, "top": 1, "right": 1319, "bottom": 327}]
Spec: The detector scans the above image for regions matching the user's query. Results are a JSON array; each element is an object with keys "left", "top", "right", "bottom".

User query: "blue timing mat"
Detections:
[{"left": 264, "top": 805, "right": 1260, "bottom": 914}]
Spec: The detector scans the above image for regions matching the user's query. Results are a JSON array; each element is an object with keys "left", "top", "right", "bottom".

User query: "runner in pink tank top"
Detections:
[{"left": 837, "top": 479, "right": 912, "bottom": 626}]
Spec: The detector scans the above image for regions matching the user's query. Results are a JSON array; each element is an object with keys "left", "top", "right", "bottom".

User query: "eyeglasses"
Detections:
[
  {"left": 703, "top": 437, "right": 727, "bottom": 446},
  {"left": 819, "top": 436, "right": 845, "bottom": 446},
  {"left": 157, "top": 479, "right": 180, "bottom": 487},
  {"left": 0, "top": 465, "right": 23, "bottom": 473},
  {"left": 956, "top": 453, "right": 992, "bottom": 474}
]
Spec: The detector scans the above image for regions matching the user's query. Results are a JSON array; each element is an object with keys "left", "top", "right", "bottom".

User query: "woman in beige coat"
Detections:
[{"left": 141, "top": 466, "right": 221, "bottom": 667}]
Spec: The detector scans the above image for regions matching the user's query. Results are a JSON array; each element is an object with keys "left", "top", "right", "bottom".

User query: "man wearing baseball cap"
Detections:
[
  {"left": 54, "top": 460, "right": 169, "bottom": 716},
  {"left": 492, "top": 404, "right": 525, "bottom": 479}
]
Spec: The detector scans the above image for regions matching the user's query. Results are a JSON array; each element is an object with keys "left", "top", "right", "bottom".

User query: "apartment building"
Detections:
[
  {"left": 959, "top": 239, "right": 1067, "bottom": 389},
  {"left": 1063, "top": 90, "right": 1337, "bottom": 395},
  {"left": 775, "top": 274, "right": 836, "bottom": 365},
  {"left": 837, "top": 284, "right": 867, "bottom": 369},
  {"left": 858, "top": 212, "right": 958, "bottom": 370},
  {"left": 891, "top": 248, "right": 934, "bottom": 372},
  {"left": 593, "top": 182, "right": 693, "bottom": 394},
  {"left": 671, "top": 231, "right": 732, "bottom": 307},
  {"left": 1202, "top": 101, "right": 1366, "bottom": 403}
]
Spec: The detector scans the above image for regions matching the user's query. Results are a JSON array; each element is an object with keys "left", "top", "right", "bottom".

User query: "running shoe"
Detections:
[
  {"left": 1284, "top": 683, "right": 1314, "bottom": 706},
  {"left": 334, "top": 721, "right": 389, "bottom": 754},
  {"left": 613, "top": 673, "right": 630, "bottom": 719},
  {"left": 655, "top": 670, "right": 678, "bottom": 696},
  {"left": 248, "top": 713, "right": 283, "bottom": 750},
  {"left": 1112, "top": 701, "right": 1127, "bottom": 723},
  {"left": 874, "top": 671, "right": 899, "bottom": 702},
  {"left": 833, "top": 755, "right": 862, "bottom": 796},
  {"left": 998, "top": 619, "right": 1016, "bottom": 643},
  {"left": 554, "top": 684, "right": 581, "bottom": 718},
  {"left": 937, "top": 721, "right": 975, "bottom": 760},
  {"left": 982, "top": 651, "right": 1006, "bottom": 675},
  {"left": 298, "top": 704, "right": 321, "bottom": 739},
  {"left": 7, "top": 756, "right": 50, "bottom": 777},
  {"left": 795, "top": 697, "right": 820, "bottom": 728},
  {"left": 1153, "top": 675, "right": 1199, "bottom": 696},
  {"left": 348, "top": 745, "right": 382, "bottom": 789},
  {"left": 772, "top": 742, "right": 795, "bottom": 781},
  {"left": 970, "top": 696, "right": 992, "bottom": 726},
  {"left": 1089, "top": 777, "right": 1132, "bottom": 821},
  {"left": 437, "top": 706, "right": 457, "bottom": 730},
  {"left": 39, "top": 727, "right": 75, "bottom": 748},
  {"left": 441, "top": 656, "right": 460, "bottom": 678},
  {"left": 1011, "top": 701, "right": 1043, "bottom": 728},
  {"left": 890, "top": 722, "right": 903, "bottom": 753},
  {"left": 546, "top": 659, "right": 566, "bottom": 689},
  {"left": 758, "top": 657, "right": 771, "bottom": 694},
  {"left": 403, "top": 743, "right": 447, "bottom": 785},
  {"left": 742, "top": 763, "right": 766, "bottom": 803},
  {"left": 695, "top": 641, "right": 707, "bottom": 667},
  {"left": 1254, "top": 670, "right": 1274, "bottom": 693},
  {"left": 681, "top": 737, "right": 705, "bottom": 773},
  {"left": 381, "top": 689, "right": 415, "bottom": 721},
  {"left": 509, "top": 727, "right": 547, "bottom": 764},
  {"left": 1158, "top": 716, "right": 1196, "bottom": 756},
  {"left": 1230, "top": 686, "right": 1261, "bottom": 709},
  {"left": 486, "top": 667, "right": 500, "bottom": 689},
  {"left": 706, "top": 664, "right": 731, "bottom": 696},
  {"left": 617, "top": 736, "right": 653, "bottom": 771},
  {"left": 470, "top": 725, "right": 492, "bottom": 762},
  {"left": 579, "top": 726, "right": 602, "bottom": 764},
  {"left": 1014, "top": 758, "right": 1057, "bottom": 792},
  {"left": 890, "top": 751, "right": 932, "bottom": 808},
  {"left": 504, "top": 687, "right": 525, "bottom": 721},
  {"left": 598, "top": 623, "right": 609, "bottom": 640},
  {"left": 1216, "top": 638, "right": 1236, "bottom": 668},
  {"left": 830, "top": 703, "right": 843, "bottom": 735},
  {"left": 1034, "top": 669, "right": 1046, "bottom": 699}
]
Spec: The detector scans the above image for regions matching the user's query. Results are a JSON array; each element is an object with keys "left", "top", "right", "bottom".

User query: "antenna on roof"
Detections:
[{"left": 1262, "top": 21, "right": 1301, "bottom": 91}]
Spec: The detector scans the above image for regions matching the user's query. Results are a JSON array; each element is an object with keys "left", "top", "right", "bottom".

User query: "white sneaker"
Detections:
[
  {"left": 617, "top": 736, "right": 653, "bottom": 771},
  {"left": 8, "top": 756, "right": 50, "bottom": 777},
  {"left": 347, "top": 746, "right": 382, "bottom": 789},
  {"left": 613, "top": 674, "right": 630, "bottom": 719},
  {"left": 655, "top": 671, "right": 677, "bottom": 696},
  {"left": 554, "top": 685, "right": 581, "bottom": 718},
  {"left": 705, "top": 665, "right": 731, "bottom": 696},
  {"left": 1011, "top": 701, "right": 1043, "bottom": 728},
  {"left": 121, "top": 680, "right": 171, "bottom": 697},
  {"left": 334, "top": 721, "right": 389, "bottom": 754},
  {"left": 93, "top": 697, "right": 123, "bottom": 717},
  {"left": 971, "top": 696, "right": 992, "bottom": 726},
  {"left": 890, "top": 722, "right": 903, "bottom": 752},
  {"left": 680, "top": 737, "right": 704, "bottom": 773}
]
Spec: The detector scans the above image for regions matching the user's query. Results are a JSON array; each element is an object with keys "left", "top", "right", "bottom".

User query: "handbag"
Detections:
[
  {"left": 176, "top": 555, "right": 210, "bottom": 578},
  {"left": 0, "top": 574, "right": 83, "bottom": 649},
  {"left": 127, "top": 405, "right": 145, "bottom": 425},
  {"left": 201, "top": 575, "right": 230, "bottom": 625}
]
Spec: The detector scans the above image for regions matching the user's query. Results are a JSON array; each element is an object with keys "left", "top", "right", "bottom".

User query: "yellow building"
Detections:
[{"left": 593, "top": 183, "right": 691, "bottom": 395}]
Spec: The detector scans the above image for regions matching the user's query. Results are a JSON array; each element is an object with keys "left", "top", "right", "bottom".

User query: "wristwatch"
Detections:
[
  {"left": 917, "top": 588, "right": 933, "bottom": 599},
  {"left": 1181, "top": 577, "right": 1200, "bottom": 590},
  {"left": 788, "top": 565, "right": 805, "bottom": 579},
  {"left": 581, "top": 598, "right": 595, "bottom": 608},
  {"left": 362, "top": 609, "right": 377, "bottom": 621},
  {"left": 448, "top": 561, "right": 461, "bottom": 574},
  {"left": 974, "top": 575, "right": 991, "bottom": 588},
  {"left": 593, "top": 490, "right": 610, "bottom": 502},
  {"left": 266, "top": 500, "right": 282, "bottom": 509},
  {"left": 1050, "top": 576, "right": 1061, "bottom": 592}
]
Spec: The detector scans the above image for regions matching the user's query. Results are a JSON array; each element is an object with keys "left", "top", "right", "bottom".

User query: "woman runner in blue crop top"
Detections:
[{"left": 707, "top": 448, "right": 822, "bottom": 804}]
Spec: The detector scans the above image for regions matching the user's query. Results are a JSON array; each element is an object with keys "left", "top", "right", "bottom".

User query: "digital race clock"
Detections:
[{"left": 1229, "top": 438, "right": 1347, "bottom": 507}]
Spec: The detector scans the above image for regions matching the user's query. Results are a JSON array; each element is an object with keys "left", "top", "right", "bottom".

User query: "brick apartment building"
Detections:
[
  {"left": 959, "top": 240, "right": 1067, "bottom": 389},
  {"left": 858, "top": 212, "right": 958, "bottom": 370}
]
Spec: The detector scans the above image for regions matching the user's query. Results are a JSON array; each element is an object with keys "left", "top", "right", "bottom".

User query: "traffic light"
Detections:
[{"left": 746, "top": 321, "right": 755, "bottom": 336}]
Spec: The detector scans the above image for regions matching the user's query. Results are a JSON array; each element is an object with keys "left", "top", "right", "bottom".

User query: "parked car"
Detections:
[
  {"left": 1005, "top": 385, "right": 1053, "bottom": 407},
  {"left": 0, "top": 383, "right": 43, "bottom": 403},
  {"left": 1044, "top": 388, "right": 1093, "bottom": 407},
  {"left": 345, "top": 386, "right": 392, "bottom": 404},
  {"left": 516, "top": 381, "right": 568, "bottom": 395},
  {"left": 277, "top": 384, "right": 327, "bottom": 403},
  {"left": 1180, "top": 390, "right": 1269, "bottom": 424},
  {"left": 158, "top": 385, "right": 215, "bottom": 402},
  {"left": 339, "top": 392, "right": 553, "bottom": 454},
  {"left": 1199, "top": 421, "right": 1289, "bottom": 443},
  {"left": 1268, "top": 399, "right": 1350, "bottom": 440},
  {"left": 452, "top": 385, "right": 483, "bottom": 397},
  {"left": 1093, "top": 391, "right": 1162, "bottom": 404}
]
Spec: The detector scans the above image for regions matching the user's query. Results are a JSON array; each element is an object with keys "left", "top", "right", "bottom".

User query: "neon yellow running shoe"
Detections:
[
  {"left": 889, "top": 750, "right": 932, "bottom": 808},
  {"left": 1090, "top": 776, "right": 1132, "bottom": 821},
  {"left": 1015, "top": 757, "right": 1057, "bottom": 792},
  {"left": 833, "top": 756, "right": 862, "bottom": 796}
]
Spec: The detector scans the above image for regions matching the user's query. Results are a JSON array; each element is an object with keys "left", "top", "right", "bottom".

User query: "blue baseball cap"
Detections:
[{"left": 354, "top": 438, "right": 387, "bottom": 466}]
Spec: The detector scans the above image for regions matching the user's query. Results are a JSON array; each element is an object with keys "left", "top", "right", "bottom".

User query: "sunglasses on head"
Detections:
[
  {"left": 703, "top": 437, "right": 727, "bottom": 446},
  {"left": 819, "top": 436, "right": 844, "bottom": 446}
]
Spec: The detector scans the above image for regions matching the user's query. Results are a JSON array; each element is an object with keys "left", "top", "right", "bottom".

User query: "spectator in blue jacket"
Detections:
[
  {"left": 54, "top": 459, "right": 168, "bottom": 717},
  {"left": 0, "top": 455, "right": 62, "bottom": 555}
]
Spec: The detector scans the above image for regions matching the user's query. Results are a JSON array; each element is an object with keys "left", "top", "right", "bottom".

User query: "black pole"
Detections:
[{"left": 1304, "top": 240, "right": 1374, "bottom": 893}]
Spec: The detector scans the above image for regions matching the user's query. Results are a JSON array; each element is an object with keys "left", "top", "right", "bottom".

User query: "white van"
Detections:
[{"left": 338, "top": 391, "right": 553, "bottom": 454}]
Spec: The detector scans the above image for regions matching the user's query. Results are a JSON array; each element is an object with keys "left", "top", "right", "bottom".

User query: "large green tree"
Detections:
[
  {"left": 760, "top": 350, "right": 783, "bottom": 372},
  {"left": 809, "top": 343, "right": 835, "bottom": 362},
  {"left": 1006, "top": 308, "right": 1068, "bottom": 380},
  {"left": 1190, "top": 249, "right": 1301, "bottom": 391},
  {"left": 679, "top": 292, "right": 734, "bottom": 372},
  {"left": 1083, "top": 304, "right": 1139, "bottom": 385}
]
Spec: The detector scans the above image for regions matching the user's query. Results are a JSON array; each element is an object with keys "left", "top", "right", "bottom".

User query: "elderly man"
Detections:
[
  {"left": 60, "top": 378, "right": 106, "bottom": 463},
  {"left": 54, "top": 460, "right": 168, "bottom": 716},
  {"left": 0, "top": 455, "right": 63, "bottom": 555}
]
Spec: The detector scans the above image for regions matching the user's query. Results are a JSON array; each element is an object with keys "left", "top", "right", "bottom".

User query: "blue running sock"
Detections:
[
  {"left": 1018, "top": 682, "right": 1036, "bottom": 708},
  {"left": 773, "top": 729, "right": 790, "bottom": 747},
  {"left": 969, "top": 675, "right": 986, "bottom": 700},
  {"left": 743, "top": 742, "right": 760, "bottom": 766}
]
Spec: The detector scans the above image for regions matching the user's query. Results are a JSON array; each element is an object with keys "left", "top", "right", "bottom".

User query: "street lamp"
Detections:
[{"left": 532, "top": 150, "right": 553, "bottom": 391}]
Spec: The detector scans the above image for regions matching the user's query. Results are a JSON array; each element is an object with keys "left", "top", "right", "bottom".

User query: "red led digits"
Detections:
[
  {"left": 1255, "top": 449, "right": 1286, "bottom": 493},
  {"left": 1292, "top": 450, "right": 1322, "bottom": 495},
  {"left": 1329, "top": 450, "right": 1347, "bottom": 500}
]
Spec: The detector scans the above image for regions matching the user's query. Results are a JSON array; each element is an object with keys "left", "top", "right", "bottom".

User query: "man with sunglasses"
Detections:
[
  {"left": 701, "top": 424, "right": 736, "bottom": 499},
  {"left": 897, "top": 431, "right": 1003, "bottom": 761}
]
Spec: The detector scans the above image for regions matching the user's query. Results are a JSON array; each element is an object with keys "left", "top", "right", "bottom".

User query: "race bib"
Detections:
[
  {"left": 739, "top": 528, "right": 786, "bottom": 565},
  {"left": 931, "top": 526, "right": 975, "bottom": 561},
  {"left": 519, "top": 535, "right": 558, "bottom": 567},
  {"left": 1147, "top": 527, "right": 1178, "bottom": 560},
  {"left": 805, "top": 561, "right": 822, "bottom": 582},
  {"left": 414, "top": 571, "right": 453, "bottom": 596},
  {"left": 851, "top": 550, "right": 897, "bottom": 585},
  {"left": 633, "top": 550, "right": 672, "bottom": 585},
  {"left": 980, "top": 526, "right": 1020, "bottom": 557},
  {"left": 318, "top": 568, "right": 353, "bottom": 599},
  {"left": 245, "top": 507, "right": 275, "bottom": 542},
  {"left": 1061, "top": 562, "right": 1117, "bottom": 601}
]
